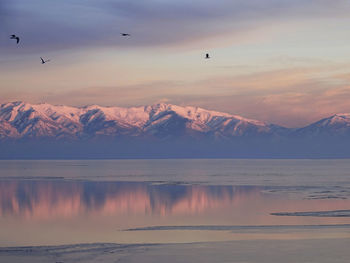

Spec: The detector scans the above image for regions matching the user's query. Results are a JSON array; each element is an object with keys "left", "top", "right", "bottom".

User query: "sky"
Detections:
[{"left": 1, "top": 0, "right": 350, "bottom": 127}]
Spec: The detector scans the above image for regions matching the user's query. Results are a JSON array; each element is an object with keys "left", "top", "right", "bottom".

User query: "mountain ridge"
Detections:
[
  {"left": 1, "top": 101, "right": 350, "bottom": 142},
  {"left": 1, "top": 101, "right": 350, "bottom": 158},
  {"left": 0, "top": 101, "right": 288, "bottom": 140}
]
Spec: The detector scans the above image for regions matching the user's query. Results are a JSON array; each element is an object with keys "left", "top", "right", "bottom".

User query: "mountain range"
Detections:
[{"left": 0, "top": 101, "right": 349, "bottom": 158}]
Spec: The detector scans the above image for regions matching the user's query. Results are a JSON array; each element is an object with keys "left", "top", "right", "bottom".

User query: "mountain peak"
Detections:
[
  {"left": 316, "top": 113, "right": 350, "bottom": 127},
  {"left": 333, "top": 113, "right": 350, "bottom": 119}
]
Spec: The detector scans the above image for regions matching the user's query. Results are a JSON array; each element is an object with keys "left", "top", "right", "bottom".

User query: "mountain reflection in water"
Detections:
[{"left": 0, "top": 180, "right": 261, "bottom": 219}]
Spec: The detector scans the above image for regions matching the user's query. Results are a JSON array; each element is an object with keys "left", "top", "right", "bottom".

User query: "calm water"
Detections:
[{"left": 0, "top": 159, "right": 350, "bottom": 246}]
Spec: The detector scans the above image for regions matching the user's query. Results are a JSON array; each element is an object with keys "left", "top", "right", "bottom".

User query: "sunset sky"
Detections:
[{"left": 1, "top": 0, "right": 350, "bottom": 127}]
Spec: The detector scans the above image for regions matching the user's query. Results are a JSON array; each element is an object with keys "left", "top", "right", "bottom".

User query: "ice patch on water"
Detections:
[{"left": 271, "top": 210, "right": 350, "bottom": 217}]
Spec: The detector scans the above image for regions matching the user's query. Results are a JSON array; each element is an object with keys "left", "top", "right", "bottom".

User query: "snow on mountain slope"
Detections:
[
  {"left": 143, "top": 103, "right": 286, "bottom": 138},
  {"left": 1, "top": 101, "right": 349, "bottom": 142},
  {"left": 0, "top": 102, "right": 83, "bottom": 139},
  {"left": 0, "top": 101, "right": 286, "bottom": 140},
  {"left": 0, "top": 120, "right": 19, "bottom": 139},
  {"left": 295, "top": 113, "right": 350, "bottom": 137}
]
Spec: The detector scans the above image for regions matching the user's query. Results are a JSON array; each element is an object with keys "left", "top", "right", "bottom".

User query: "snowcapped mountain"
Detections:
[
  {"left": 294, "top": 113, "right": 350, "bottom": 137},
  {"left": 1, "top": 101, "right": 350, "bottom": 143},
  {"left": 0, "top": 101, "right": 286, "bottom": 141},
  {"left": 1, "top": 101, "right": 350, "bottom": 158}
]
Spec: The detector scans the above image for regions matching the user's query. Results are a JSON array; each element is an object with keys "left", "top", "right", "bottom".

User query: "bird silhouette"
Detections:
[
  {"left": 205, "top": 53, "right": 210, "bottom": 59},
  {"left": 40, "top": 57, "right": 51, "bottom": 64},
  {"left": 121, "top": 33, "right": 131, "bottom": 37},
  {"left": 10, "top": 35, "right": 20, "bottom": 44}
]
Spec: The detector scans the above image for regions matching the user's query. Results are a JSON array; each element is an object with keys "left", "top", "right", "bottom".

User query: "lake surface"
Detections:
[
  {"left": 0, "top": 159, "right": 350, "bottom": 246},
  {"left": 0, "top": 159, "right": 350, "bottom": 262}
]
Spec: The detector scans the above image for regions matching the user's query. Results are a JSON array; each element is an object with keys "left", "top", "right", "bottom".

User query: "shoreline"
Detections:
[{"left": 1, "top": 239, "right": 350, "bottom": 263}]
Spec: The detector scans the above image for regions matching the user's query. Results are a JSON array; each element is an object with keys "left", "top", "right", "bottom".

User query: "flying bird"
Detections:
[
  {"left": 40, "top": 57, "right": 51, "bottom": 64},
  {"left": 10, "top": 35, "right": 20, "bottom": 44},
  {"left": 121, "top": 33, "right": 131, "bottom": 37},
  {"left": 205, "top": 53, "right": 210, "bottom": 59}
]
